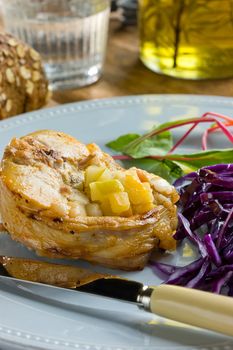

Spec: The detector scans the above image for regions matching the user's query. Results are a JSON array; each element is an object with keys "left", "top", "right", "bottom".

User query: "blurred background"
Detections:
[{"left": 1, "top": 0, "right": 233, "bottom": 108}]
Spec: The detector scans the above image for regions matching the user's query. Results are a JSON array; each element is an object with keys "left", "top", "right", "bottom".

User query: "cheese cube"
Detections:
[
  {"left": 124, "top": 175, "right": 153, "bottom": 205},
  {"left": 109, "top": 192, "right": 130, "bottom": 214},
  {"left": 98, "top": 168, "right": 113, "bottom": 182},
  {"left": 85, "top": 165, "right": 105, "bottom": 186},
  {"left": 101, "top": 198, "right": 114, "bottom": 216}
]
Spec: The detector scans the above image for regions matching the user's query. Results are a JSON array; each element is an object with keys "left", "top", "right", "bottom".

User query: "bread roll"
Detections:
[{"left": 0, "top": 32, "right": 49, "bottom": 119}]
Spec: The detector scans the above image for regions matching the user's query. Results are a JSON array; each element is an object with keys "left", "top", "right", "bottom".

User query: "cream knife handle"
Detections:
[{"left": 148, "top": 284, "right": 233, "bottom": 337}]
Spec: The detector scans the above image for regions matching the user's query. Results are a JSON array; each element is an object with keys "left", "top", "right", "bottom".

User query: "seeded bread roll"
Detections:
[{"left": 0, "top": 32, "right": 49, "bottom": 119}]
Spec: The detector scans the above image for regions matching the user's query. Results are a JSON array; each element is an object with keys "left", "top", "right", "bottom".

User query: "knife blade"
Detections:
[{"left": 0, "top": 256, "right": 233, "bottom": 338}]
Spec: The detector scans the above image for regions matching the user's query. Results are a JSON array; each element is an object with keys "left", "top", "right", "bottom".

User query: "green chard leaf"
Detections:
[
  {"left": 123, "top": 130, "right": 173, "bottom": 158},
  {"left": 106, "top": 134, "right": 140, "bottom": 152},
  {"left": 121, "top": 158, "right": 183, "bottom": 184},
  {"left": 107, "top": 129, "right": 173, "bottom": 158},
  {"left": 106, "top": 118, "right": 233, "bottom": 185},
  {"left": 170, "top": 149, "right": 233, "bottom": 173},
  {"left": 120, "top": 117, "right": 201, "bottom": 153}
]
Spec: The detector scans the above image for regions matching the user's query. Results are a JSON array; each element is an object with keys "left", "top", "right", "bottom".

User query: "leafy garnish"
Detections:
[
  {"left": 113, "top": 149, "right": 233, "bottom": 176},
  {"left": 121, "top": 158, "right": 183, "bottom": 184},
  {"left": 122, "top": 113, "right": 233, "bottom": 154},
  {"left": 107, "top": 130, "right": 179, "bottom": 182},
  {"left": 168, "top": 149, "right": 233, "bottom": 173},
  {"left": 106, "top": 112, "right": 233, "bottom": 183},
  {"left": 106, "top": 134, "right": 140, "bottom": 152},
  {"left": 123, "top": 130, "right": 172, "bottom": 158},
  {"left": 107, "top": 130, "right": 172, "bottom": 158},
  {"left": 119, "top": 117, "right": 213, "bottom": 153}
]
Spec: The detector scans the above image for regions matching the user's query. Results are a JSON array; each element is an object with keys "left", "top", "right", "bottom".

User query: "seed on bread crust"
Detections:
[
  {"left": 15, "top": 77, "right": 21, "bottom": 87},
  {"left": 20, "top": 66, "right": 31, "bottom": 80},
  {"left": 8, "top": 38, "right": 17, "bottom": 47},
  {"left": 0, "top": 93, "right": 7, "bottom": 101},
  {"left": 33, "top": 62, "right": 40, "bottom": 69},
  {"left": 32, "top": 70, "right": 41, "bottom": 82},
  {"left": 17, "top": 45, "right": 26, "bottom": 58},
  {"left": 5, "top": 99, "right": 12, "bottom": 112},
  {"left": 2, "top": 49, "right": 9, "bottom": 57},
  {"left": 6, "top": 68, "right": 15, "bottom": 84},
  {"left": 19, "top": 58, "right": 26, "bottom": 65},
  {"left": 26, "top": 80, "right": 34, "bottom": 95},
  {"left": 7, "top": 59, "right": 14, "bottom": 67},
  {"left": 29, "top": 48, "right": 40, "bottom": 61}
]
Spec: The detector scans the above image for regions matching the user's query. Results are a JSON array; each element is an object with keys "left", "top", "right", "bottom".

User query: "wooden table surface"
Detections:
[{"left": 53, "top": 20, "right": 233, "bottom": 105}]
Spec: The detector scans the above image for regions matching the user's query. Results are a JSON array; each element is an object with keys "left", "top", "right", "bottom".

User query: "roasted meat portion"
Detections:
[{"left": 0, "top": 130, "right": 179, "bottom": 270}]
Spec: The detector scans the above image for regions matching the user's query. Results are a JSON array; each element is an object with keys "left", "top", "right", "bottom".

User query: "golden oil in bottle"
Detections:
[{"left": 139, "top": 0, "right": 233, "bottom": 79}]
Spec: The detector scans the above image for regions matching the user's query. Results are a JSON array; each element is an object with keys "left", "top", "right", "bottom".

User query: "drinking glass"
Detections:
[
  {"left": 1, "top": 0, "right": 110, "bottom": 90},
  {"left": 139, "top": 0, "right": 233, "bottom": 79}
]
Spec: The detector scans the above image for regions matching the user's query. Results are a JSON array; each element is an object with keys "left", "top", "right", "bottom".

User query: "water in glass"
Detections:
[{"left": 2, "top": 0, "right": 110, "bottom": 90}]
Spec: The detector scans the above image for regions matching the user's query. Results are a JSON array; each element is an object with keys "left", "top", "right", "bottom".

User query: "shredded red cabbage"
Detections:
[
  {"left": 204, "top": 234, "right": 222, "bottom": 267},
  {"left": 150, "top": 164, "right": 233, "bottom": 296}
]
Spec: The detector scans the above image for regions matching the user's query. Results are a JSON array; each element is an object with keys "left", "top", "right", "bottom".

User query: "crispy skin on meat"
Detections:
[{"left": 0, "top": 130, "right": 179, "bottom": 270}]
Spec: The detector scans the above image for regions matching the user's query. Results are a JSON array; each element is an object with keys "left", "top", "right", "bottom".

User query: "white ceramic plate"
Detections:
[{"left": 0, "top": 95, "right": 233, "bottom": 350}]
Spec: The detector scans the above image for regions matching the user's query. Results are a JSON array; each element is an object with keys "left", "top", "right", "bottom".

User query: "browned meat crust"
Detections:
[{"left": 0, "top": 130, "right": 179, "bottom": 270}]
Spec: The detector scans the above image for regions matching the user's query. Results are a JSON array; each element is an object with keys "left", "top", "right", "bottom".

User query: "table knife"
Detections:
[{"left": 0, "top": 256, "right": 232, "bottom": 338}]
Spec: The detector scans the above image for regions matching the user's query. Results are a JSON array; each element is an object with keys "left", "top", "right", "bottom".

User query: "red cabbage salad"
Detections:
[
  {"left": 106, "top": 112, "right": 233, "bottom": 295},
  {"left": 151, "top": 164, "right": 233, "bottom": 295}
]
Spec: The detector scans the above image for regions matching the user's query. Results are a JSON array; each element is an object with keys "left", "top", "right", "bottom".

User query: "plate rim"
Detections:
[
  {"left": 1, "top": 94, "right": 233, "bottom": 132},
  {"left": 0, "top": 94, "right": 233, "bottom": 350}
]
